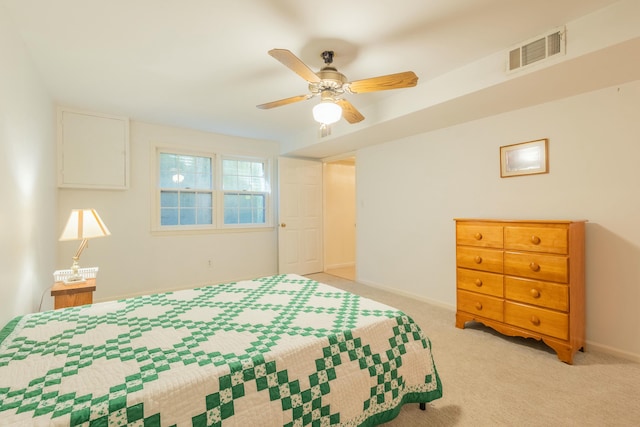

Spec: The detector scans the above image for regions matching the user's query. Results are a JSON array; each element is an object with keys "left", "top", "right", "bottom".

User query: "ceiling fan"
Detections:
[{"left": 256, "top": 49, "right": 418, "bottom": 126}]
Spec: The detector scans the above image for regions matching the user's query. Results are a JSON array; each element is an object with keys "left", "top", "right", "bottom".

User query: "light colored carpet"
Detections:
[
  {"left": 307, "top": 273, "right": 640, "bottom": 427},
  {"left": 324, "top": 266, "right": 356, "bottom": 281}
]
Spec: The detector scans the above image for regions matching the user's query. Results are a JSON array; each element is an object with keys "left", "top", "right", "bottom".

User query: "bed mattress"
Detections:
[{"left": 0, "top": 274, "right": 442, "bottom": 426}]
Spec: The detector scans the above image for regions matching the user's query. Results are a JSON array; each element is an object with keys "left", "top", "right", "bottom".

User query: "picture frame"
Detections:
[{"left": 500, "top": 138, "right": 548, "bottom": 177}]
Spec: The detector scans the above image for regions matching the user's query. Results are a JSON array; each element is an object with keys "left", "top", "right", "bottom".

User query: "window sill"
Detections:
[{"left": 150, "top": 225, "right": 275, "bottom": 237}]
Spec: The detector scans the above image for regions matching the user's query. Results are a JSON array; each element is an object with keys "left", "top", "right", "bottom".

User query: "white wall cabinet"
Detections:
[{"left": 57, "top": 107, "right": 129, "bottom": 189}]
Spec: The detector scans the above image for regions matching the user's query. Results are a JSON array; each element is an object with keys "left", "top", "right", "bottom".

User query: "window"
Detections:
[
  {"left": 159, "top": 152, "right": 213, "bottom": 227},
  {"left": 154, "top": 148, "right": 271, "bottom": 231},
  {"left": 222, "top": 158, "right": 268, "bottom": 225}
]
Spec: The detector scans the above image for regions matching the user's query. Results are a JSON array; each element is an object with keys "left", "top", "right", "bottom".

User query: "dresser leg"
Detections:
[
  {"left": 544, "top": 340, "right": 574, "bottom": 364},
  {"left": 455, "top": 312, "right": 470, "bottom": 329},
  {"left": 419, "top": 402, "right": 426, "bottom": 411}
]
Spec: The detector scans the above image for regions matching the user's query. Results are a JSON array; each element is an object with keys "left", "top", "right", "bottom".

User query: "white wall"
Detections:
[
  {"left": 56, "top": 120, "right": 280, "bottom": 302},
  {"left": 357, "top": 80, "right": 640, "bottom": 360},
  {"left": 0, "top": 7, "right": 56, "bottom": 325},
  {"left": 324, "top": 161, "right": 356, "bottom": 269}
]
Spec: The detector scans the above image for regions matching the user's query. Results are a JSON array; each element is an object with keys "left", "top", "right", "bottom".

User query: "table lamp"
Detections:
[{"left": 59, "top": 209, "right": 110, "bottom": 283}]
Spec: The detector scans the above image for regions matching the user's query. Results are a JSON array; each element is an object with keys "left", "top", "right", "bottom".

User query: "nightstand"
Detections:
[{"left": 51, "top": 278, "right": 96, "bottom": 309}]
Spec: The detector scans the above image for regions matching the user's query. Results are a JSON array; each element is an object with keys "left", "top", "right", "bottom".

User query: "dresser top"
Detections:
[{"left": 454, "top": 218, "right": 588, "bottom": 224}]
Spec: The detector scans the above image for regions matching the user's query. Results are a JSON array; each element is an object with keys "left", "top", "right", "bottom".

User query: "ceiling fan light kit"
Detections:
[
  {"left": 313, "top": 100, "right": 342, "bottom": 125},
  {"left": 257, "top": 49, "right": 418, "bottom": 129}
]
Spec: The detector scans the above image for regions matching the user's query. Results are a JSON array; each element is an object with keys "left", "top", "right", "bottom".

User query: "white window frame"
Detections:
[
  {"left": 151, "top": 145, "right": 272, "bottom": 233},
  {"left": 154, "top": 147, "right": 216, "bottom": 231},
  {"left": 218, "top": 155, "right": 272, "bottom": 229}
]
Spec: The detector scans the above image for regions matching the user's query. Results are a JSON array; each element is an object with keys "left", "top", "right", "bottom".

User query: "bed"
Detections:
[{"left": 0, "top": 274, "right": 442, "bottom": 426}]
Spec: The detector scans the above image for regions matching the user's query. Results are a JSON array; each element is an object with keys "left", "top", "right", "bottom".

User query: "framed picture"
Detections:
[{"left": 500, "top": 139, "right": 548, "bottom": 177}]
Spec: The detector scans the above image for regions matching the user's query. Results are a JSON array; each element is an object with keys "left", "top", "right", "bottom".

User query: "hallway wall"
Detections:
[{"left": 324, "top": 161, "right": 356, "bottom": 270}]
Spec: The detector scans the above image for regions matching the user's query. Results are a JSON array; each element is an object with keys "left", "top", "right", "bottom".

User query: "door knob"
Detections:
[{"left": 280, "top": 223, "right": 286, "bottom": 228}]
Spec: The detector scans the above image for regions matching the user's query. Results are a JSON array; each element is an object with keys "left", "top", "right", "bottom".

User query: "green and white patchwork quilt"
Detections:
[{"left": 0, "top": 274, "right": 442, "bottom": 426}]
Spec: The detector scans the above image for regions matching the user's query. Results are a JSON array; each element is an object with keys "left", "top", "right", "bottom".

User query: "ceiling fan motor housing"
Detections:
[{"left": 310, "top": 68, "right": 347, "bottom": 95}]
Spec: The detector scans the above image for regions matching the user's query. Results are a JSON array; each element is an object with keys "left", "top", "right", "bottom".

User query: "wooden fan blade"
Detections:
[
  {"left": 269, "top": 49, "right": 321, "bottom": 83},
  {"left": 256, "top": 94, "right": 309, "bottom": 110},
  {"left": 347, "top": 71, "right": 418, "bottom": 94},
  {"left": 336, "top": 99, "right": 365, "bottom": 124}
]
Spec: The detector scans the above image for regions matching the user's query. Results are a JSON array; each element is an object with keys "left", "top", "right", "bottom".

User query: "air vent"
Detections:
[{"left": 507, "top": 27, "right": 565, "bottom": 73}]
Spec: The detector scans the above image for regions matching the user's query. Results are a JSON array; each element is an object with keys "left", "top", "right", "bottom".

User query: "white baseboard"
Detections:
[
  {"left": 585, "top": 341, "right": 640, "bottom": 363},
  {"left": 324, "top": 262, "right": 355, "bottom": 271},
  {"left": 357, "top": 277, "right": 455, "bottom": 311}
]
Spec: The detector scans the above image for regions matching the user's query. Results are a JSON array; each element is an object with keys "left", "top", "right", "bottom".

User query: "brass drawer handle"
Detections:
[
  {"left": 474, "top": 232, "right": 483, "bottom": 240},
  {"left": 474, "top": 256, "right": 482, "bottom": 264},
  {"left": 530, "top": 288, "right": 541, "bottom": 298},
  {"left": 529, "top": 262, "right": 540, "bottom": 272},
  {"left": 530, "top": 315, "right": 540, "bottom": 326},
  {"left": 475, "top": 279, "right": 483, "bottom": 287},
  {"left": 530, "top": 235, "right": 541, "bottom": 245},
  {"left": 475, "top": 302, "right": 483, "bottom": 310}
]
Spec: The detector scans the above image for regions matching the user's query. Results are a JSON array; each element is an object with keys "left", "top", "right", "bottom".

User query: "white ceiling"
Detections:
[{"left": 2, "top": 0, "right": 633, "bottom": 158}]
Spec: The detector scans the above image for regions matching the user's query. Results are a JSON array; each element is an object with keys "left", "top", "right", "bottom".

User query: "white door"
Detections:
[{"left": 278, "top": 157, "right": 323, "bottom": 274}]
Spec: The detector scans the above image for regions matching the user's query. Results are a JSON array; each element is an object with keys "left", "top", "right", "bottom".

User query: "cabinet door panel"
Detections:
[{"left": 58, "top": 108, "right": 129, "bottom": 189}]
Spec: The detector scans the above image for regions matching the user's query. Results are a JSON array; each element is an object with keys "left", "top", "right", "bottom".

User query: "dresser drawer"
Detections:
[
  {"left": 457, "top": 290, "right": 504, "bottom": 322},
  {"left": 504, "top": 251, "right": 568, "bottom": 283},
  {"left": 504, "top": 226, "right": 568, "bottom": 254},
  {"left": 504, "top": 302, "right": 568, "bottom": 340},
  {"left": 457, "top": 247, "right": 503, "bottom": 273},
  {"left": 456, "top": 223, "right": 503, "bottom": 248},
  {"left": 457, "top": 268, "right": 503, "bottom": 297},
  {"left": 504, "top": 277, "right": 568, "bottom": 311}
]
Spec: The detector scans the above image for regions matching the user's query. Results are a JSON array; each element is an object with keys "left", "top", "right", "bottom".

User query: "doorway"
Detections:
[{"left": 323, "top": 157, "right": 356, "bottom": 280}]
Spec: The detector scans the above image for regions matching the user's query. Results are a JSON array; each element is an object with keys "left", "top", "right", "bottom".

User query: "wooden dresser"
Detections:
[{"left": 454, "top": 219, "right": 586, "bottom": 364}]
